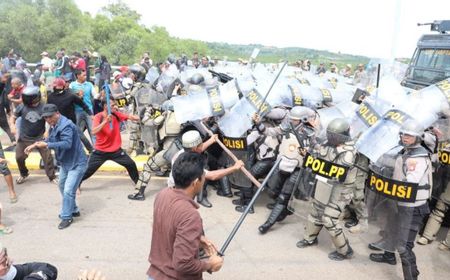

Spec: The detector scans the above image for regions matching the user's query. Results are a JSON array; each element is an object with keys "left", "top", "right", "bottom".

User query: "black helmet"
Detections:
[
  {"left": 326, "top": 118, "right": 351, "bottom": 146},
  {"left": 22, "top": 86, "right": 41, "bottom": 106},
  {"left": 188, "top": 73, "right": 205, "bottom": 85},
  {"left": 129, "top": 64, "right": 146, "bottom": 82}
]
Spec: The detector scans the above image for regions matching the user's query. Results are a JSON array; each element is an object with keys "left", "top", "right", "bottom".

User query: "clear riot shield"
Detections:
[
  {"left": 145, "top": 67, "right": 159, "bottom": 85},
  {"left": 357, "top": 87, "right": 440, "bottom": 163},
  {"left": 363, "top": 155, "right": 426, "bottom": 253},
  {"left": 173, "top": 85, "right": 229, "bottom": 124},
  {"left": 134, "top": 86, "right": 168, "bottom": 149},
  {"left": 218, "top": 88, "right": 272, "bottom": 137},
  {"left": 287, "top": 167, "right": 317, "bottom": 218},
  {"left": 317, "top": 101, "right": 359, "bottom": 138},
  {"left": 350, "top": 98, "right": 390, "bottom": 139},
  {"left": 297, "top": 85, "right": 325, "bottom": 109},
  {"left": 431, "top": 117, "right": 450, "bottom": 199},
  {"left": 109, "top": 82, "right": 128, "bottom": 109}
]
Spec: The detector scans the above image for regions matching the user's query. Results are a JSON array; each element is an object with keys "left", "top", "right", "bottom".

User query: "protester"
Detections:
[
  {"left": 0, "top": 246, "right": 58, "bottom": 279},
  {"left": 147, "top": 152, "right": 224, "bottom": 280},
  {"left": 0, "top": 74, "right": 15, "bottom": 144},
  {"left": 0, "top": 142, "right": 17, "bottom": 203},
  {"left": 11, "top": 87, "right": 57, "bottom": 184},
  {"left": 25, "top": 104, "right": 87, "bottom": 229},
  {"left": 69, "top": 69, "right": 96, "bottom": 152},
  {"left": 79, "top": 97, "right": 139, "bottom": 194}
]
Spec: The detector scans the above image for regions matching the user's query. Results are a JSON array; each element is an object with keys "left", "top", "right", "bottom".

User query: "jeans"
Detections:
[
  {"left": 59, "top": 162, "right": 87, "bottom": 219},
  {"left": 76, "top": 111, "right": 95, "bottom": 150}
]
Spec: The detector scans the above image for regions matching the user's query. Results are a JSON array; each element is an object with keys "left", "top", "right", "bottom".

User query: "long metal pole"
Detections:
[
  {"left": 256, "top": 61, "right": 288, "bottom": 116},
  {"left": 218, "top": 157, "right": 281, "bottom": 256}
]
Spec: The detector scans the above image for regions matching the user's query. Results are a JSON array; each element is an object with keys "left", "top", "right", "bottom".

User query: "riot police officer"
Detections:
[
  {"left": 368, "top": 120, "right": 432, "bottom": 280},
  {"left": 126, "top": 64, "right": 147, "bottom": 154},
  {"left": 128, "top": 100, "right": 180, "bottom": 201},
  {"left": 297, "top": 118, "right": 357, "bottom": 261},
  {"left": 233, "top": 108, "right": 286, "bottom": 213},
  {"left": 255, "top": 106, "right": 319, "bottom": 234}
]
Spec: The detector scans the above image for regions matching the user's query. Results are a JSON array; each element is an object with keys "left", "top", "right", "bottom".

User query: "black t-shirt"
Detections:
[
  {"left": 13, "top": 262, "right": 58, "bottom": 280},
  {"left": 47, "top": 89, "right": 92, "bottom": 124},
  {"left": 15, "top": 103, "right": 45, "bottom": 141}
]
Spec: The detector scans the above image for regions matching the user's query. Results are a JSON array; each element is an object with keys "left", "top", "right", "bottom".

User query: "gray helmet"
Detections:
[
  {"left": 188, "top": 73, "right": 205, "bottom": 85},
  {"left": 167, "top": 54, "right": 176, "bottom": 64},
  {"left": 399, "top": 119, "right": 424, "bottom": 145},
  {"left": 129, "top": 64, "right": 146, "bottom": 82},
  {"left": 289, "top": 106, "right": 315, "bottom": 123},
  {"left": 326, "top": 118, "right": 351, "bottom": 146},
  {"left": 182, "top": 130, "right": 202, "bottom": 148}
]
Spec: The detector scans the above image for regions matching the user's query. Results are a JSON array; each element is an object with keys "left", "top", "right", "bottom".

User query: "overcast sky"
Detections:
[{"left": 74, "top": 0, "right": 450, "bottom": 59}]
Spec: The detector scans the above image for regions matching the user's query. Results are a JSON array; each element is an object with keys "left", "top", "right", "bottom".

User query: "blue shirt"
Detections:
[
  {"left": 47, "top": 115, "right": 87, "bottom": 170},
  {"left": 69, "top": 81, "right": 94, "bottom": 112}
]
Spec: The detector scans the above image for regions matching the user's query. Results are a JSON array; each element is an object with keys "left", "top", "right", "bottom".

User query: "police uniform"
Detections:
[
  {"left": 233, "top": 129, "right": 280, "bottom": 213},
  {"left": 298, "top": 139, "right": 357, "bottom": 260},
  {"left": 368, "top": 120, "right": 432, "bottom": 280},
  {"left": 417, "top": 137, "right": 448, "bottom": 245},
  {"left": 127, "top": 81, "right": 146, "bottom": 154},
  {"left": 258, "top": 120, "right": 318, "bottom": 234},
  {"left": 128, "top": 109, "right": 181, "bottom": 200},
  {"left": 345, "top": 153, "right": 369, "bottom": 233}
]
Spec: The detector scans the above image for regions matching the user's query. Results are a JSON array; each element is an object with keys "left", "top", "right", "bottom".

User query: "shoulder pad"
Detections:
[{"left": 407, "top": 146, "right": 429, "bottom": 157}]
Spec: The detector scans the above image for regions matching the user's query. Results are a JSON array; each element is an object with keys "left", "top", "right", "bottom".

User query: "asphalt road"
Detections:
[{"left": 1, "top": 171, "right": 449, "bottom": 280}]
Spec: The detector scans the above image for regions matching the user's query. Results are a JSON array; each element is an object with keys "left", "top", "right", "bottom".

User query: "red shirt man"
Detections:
[{"left": 80, "top": 98, "right": 140, "bottom": 194}]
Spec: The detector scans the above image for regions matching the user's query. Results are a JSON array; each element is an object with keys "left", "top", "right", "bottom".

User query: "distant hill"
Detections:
[{"left": 207, "top": 42, "right": 370, "bottom": 68}]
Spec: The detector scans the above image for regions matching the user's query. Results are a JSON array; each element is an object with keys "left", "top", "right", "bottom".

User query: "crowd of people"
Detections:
[{"left": 0, "top": 47, "right": 448, "bottom": 280}]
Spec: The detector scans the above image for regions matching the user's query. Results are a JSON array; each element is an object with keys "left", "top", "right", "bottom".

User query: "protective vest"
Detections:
[{"left": 394, "top": 145, "right": 432, "bottom": 207}]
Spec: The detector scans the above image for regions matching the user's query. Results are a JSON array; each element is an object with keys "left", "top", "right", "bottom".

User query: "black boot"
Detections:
[
  {"left": 217, "top": 177, "right": 233, "bottom": 197},
  {"left": 197, "top": 186, "right": 212, "bottom": 208},
  {"left": 369, "top": 252, "right": 397, "bottom": 265},
  {"left": 235, "top": 204, "right": 254, "bottom": 214},
  {"left": 128, "top": 186, "right": 146, "bottom": 201},
  {"left": 258, "top": 203, "right": 285, "bottom": 234}
]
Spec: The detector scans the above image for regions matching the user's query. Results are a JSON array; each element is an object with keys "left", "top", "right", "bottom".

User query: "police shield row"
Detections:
[{"left": 90, "top": 60, "right": 448, "bottom": 280}]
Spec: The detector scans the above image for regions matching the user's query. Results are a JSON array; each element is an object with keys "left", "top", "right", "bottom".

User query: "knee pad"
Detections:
[{"left": 432, "top": 200, "right": 449, "bottom": 220}]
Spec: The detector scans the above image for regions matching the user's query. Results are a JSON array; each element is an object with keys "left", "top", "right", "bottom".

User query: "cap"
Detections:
[
  {"left": 41, "top": 104, "right": 58, "bottom": 117},
  {"left": 182, "top": 131, "right": 202, "bottom": 148},
  {"left": 113, "top": 71, "right": 121, "bottom": 79},
  {"left": 53, "top": 78, "right": 65, "bottom": 89},
  {"left": 40, "top": 51, "right": 49, "bottom": 56}
]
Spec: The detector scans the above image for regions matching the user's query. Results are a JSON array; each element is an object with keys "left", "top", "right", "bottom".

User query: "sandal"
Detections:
[
  {"left": 0, "top": 226, "right": 13, "bottom": 235},
  {"left": 10, "top": 196, "right": 18, "bottom": 203},
  {"left": 16, "top": 175, "right": 28, "bottom": 184}
]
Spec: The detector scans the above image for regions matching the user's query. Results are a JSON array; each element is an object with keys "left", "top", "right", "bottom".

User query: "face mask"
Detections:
[
  {"left": 0, "top": 265, "right": 17, "bottom": 280},
  {"left": 54, "top": 89, "right": 64, "bottom": 94}
]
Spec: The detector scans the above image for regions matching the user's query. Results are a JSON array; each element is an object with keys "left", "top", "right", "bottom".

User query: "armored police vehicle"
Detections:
[{"left": 402, "top": 20, "right": 450, "bottom": 90}]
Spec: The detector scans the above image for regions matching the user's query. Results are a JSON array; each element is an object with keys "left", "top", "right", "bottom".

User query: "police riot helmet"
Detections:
[
  {"left": 182, "top": 130, "right": 202, "bottom": 148},
  {"left": 399, "top": 119, "right": 424, "bottom": 145},
  {"left": 129, "top": 64, "right": 146, "bottom": 82},
  {"left": 22, "top": 86, "right": 41, "bottom": 106},
  {"left": 326, "top": 118, "right": 351, "bottom": 146},
  {"left": 167, "top": 54, "right": 176, "bottom": 64},
  {"left": 289, "top": 106, "right": 315, "bottom": 123},
  {"left": 187, "top": 73, "right": 205, "bottom": 85}
]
